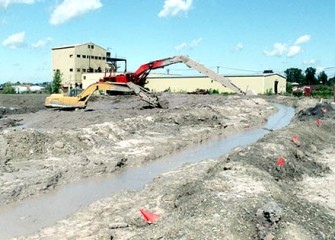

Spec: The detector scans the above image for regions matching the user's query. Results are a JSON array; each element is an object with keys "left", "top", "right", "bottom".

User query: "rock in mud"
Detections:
[{"left": 255, "top": 201, "right": 283, "bottom": 240}]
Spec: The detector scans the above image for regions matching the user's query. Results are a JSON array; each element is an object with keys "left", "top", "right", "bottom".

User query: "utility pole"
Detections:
[{"left": 217, "top": 66, "right": 219, "bottom": 74}]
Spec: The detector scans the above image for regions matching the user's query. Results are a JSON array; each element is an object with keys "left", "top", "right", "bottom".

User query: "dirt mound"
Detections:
[
  {"left": 0, "top": 94, "right": 274, "bottom": 207},
  {"left": 3, "top": 95, "right": 335, "bottom": 239},
  {"left": 16, "top": 99, "right": 335, "bottom": 240},
  {"left": 0, "top": 94, "right": 47, "bottom": 117},
  {"left": 297, "top": 102, "right": 334, "bottom": 121}
]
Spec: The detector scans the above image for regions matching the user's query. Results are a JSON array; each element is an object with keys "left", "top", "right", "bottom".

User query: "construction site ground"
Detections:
[{"left": 0, "top": 93, "right": 335, "bottom": 239}]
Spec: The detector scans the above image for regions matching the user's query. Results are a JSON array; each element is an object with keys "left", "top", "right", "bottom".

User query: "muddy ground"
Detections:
[{"left": 0, "top": 93, "right": 335, "bottom": 239}]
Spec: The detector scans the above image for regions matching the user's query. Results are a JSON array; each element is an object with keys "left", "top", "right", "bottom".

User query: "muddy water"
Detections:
[{"left": 0, "top": 104, "right": 295, "bottom": 239}]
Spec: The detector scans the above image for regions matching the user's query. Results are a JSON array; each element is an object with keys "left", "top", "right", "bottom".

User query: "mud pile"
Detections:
[
  {"left": 0, "top": 94, "right": 274, "bottom": 206},
  {"left": 13, "top": 98, "right": 335, "bottom": 240}
]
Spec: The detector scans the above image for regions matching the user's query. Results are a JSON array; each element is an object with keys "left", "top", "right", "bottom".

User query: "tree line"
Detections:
[
  {"left": 284, "top": 67, "right": 334, "bottom": 86},
  {"left": 0, "top": 70, "right": 62, "bottom": 94}
]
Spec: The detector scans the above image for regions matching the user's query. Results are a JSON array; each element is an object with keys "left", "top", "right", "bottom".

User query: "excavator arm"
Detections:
[
  {"left": 171, "top": 56, "right": 245, "bottom": 94},
  {"left": 131, "top": 56, "right": 184, "bottom": 86},
  {"left": 131, "top": 55, "right": 245, "bottom": 94},
  {"left": 45, "top": 82, "right": 133, "bottom": 109}
]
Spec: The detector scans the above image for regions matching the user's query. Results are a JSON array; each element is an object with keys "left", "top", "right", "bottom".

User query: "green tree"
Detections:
[
  {"left": 328, "top": 74, "right": 335, "bottom": 86},
  {"left": 50, "top": 70, "right": 62, "bottom": 93},
  {"left": 317, "top": 71, "right": 328, "bottom": 85},
  {"left": 284, "top": 68, "right": 304, "bottom": 84},
  {"left": 2, "top": 81, "right": 16, "bottom": 94},
  {"left": 305, "top": 67, "right": 317, "bottom": 85}
]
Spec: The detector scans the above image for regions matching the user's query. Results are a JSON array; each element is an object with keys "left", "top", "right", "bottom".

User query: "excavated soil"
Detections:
[{"left": 0, "top": 93, "right": 335, "bottom": 239}]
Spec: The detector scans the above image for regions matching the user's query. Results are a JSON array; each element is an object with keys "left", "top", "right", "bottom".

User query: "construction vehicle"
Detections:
[{"left": 45, "top": 55, "right": 245, "bottom": 109}]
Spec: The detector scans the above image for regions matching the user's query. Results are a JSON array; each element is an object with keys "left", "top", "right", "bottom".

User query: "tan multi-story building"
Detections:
[{"left": 52, "top": 42, "right": 109, "bottom": 90}]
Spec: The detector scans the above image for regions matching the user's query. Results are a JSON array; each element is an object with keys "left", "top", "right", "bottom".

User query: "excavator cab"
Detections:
[{"left": 69, "top": 88, "right": 83, "bottom": 97}]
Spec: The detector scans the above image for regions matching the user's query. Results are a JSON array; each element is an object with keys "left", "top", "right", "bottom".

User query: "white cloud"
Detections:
[
  {"left": 264, "top": 34, "right": 311, "bottom": 58},
  {"left": 2, "top": 31, "right": 25, "bottom": 48},
  {"left": 263, "top": 43, "right": 287, "bottom": 57},
  {"left": 159, "top": 0, "right": 192, "bottom": 18},
  {"left": 189, "top": 38, "right": 202, "bottom": 48},
  {"left": 175, "top": 37, "right": 202, "bottom": 51},
  {"left": 304, "top": 59, "right": 316, "bottom": 65},
  {"left": 175, "top": 42, "right": 187, "bottom": 51},
  {"left": 0, "top": 0, "right": 36, "bottom": 8},
  {"left": 50, "top": 0, "right": 102, "bottom": 25},
  {"left": 294, "top": 34, "right": 311, "bottom": 45},
  {"left": 32, "top": 37, "right": 53, "bottom": 48},
  {"left": 316, "top": 66, "right": 325, "bottom": 73},
  {"left": 287, "top": 45, "right": 301, "bottom": 57},
  {"left": 234, "top": 42, "right": 243, "bottom": 52}
]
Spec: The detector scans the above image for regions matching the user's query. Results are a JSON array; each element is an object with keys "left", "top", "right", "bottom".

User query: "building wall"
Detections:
[
  {"left": 52, "top": 43, "right": 108, "bottom": 89},
  {"left": 229, "top": 76, "right": 264, "bottom": 94},
  {"left": 146, "top": 74, "right": 286, "bottom": 94},
  {"left": 52, "top": 47, "right": 76, "bottom": 88},
  {"left": 263, "top": 74, "right": 286, "bottom": 94}
]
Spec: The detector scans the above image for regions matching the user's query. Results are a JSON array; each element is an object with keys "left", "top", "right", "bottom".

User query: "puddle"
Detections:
[{"left": 0, "top": 104, "right": 295, "bottom": 239}]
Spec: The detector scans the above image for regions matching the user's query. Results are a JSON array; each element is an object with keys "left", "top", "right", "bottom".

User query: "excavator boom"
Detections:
[
  {"left": 131, "top": 55, "right": 245, "bottom": 94},
  {"left": 45, "top": 82, "right": 132, "bottom": 109},
  {"left": 131, "top": 56, "right": 184, "bottom": 86},
  {"left": 171, "top": 56, "right": 245, "bottom": 94}
]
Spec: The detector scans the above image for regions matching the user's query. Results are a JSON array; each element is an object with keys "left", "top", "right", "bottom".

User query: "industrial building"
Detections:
[
  {"left": 146, "top": 73, "right": 286, "bottom": 95},
  {"left": 52, "top": 42, "right": 110, "bottom": 90}
]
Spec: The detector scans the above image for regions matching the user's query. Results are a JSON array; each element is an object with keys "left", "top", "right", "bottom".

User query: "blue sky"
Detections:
[{"left": 0, "top": 0, "right": 334, "bottom": 84}]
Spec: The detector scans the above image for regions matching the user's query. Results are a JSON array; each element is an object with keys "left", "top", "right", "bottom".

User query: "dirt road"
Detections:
[{"left": 0, "top": 93, "right": 334, "bottom": 239}]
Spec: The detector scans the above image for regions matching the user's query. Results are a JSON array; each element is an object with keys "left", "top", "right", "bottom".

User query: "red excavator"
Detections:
[{"left": 45, "top": 55, "right": 245, "bottom": 109}]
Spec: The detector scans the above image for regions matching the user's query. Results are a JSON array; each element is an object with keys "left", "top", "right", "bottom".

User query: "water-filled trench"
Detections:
[{"left": 0, "top": 104, "right": 295, "bottom": 239}]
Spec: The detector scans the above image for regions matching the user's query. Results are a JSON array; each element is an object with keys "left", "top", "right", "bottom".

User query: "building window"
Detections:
[
  {"left": 83, "top": 76, "right": 86, "bottom": 80},
  {"left": 83, "top": 69, "right": 86, "bottom": 73},
  {"left": 69, "top": 54, "right": 73, "bottom": 58},
  {"left": 77, "top": 69, "right": 81, "bottom": 72},
  {"left": 103, "top": 57, "right": 106, "bottom": 60},
  {"left": 77, "top": 54, "right": 81, "bottom": 58},
  {"left": 98, "top": 57, "right": 102, "bottom": 60},
  {"left": 70, "top": 68, "right": 73, "bottom": 72},
  {"left": 82, "top": 55, "right": 86, "bottom": 58}
]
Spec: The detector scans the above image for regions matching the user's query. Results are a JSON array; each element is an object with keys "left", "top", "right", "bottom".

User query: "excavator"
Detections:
[{"left": 45, "top": 55, "right": 245, "bottom": 109}]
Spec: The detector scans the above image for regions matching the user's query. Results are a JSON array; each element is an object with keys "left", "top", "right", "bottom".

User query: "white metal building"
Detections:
[{"left": 146, "top": 73, "right": 286, "bottom": 95}]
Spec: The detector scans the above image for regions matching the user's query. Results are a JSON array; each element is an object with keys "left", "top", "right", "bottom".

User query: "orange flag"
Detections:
[
  {"left": 316, "top": 119, "right": 321, "bottom": 126},
  {"left": 277, "top": 157, "right": 285, "bottom": 167},
  {"left": 292, "top": 135, "right": 298, "bottom": 143},
  {"left": 139, "top": 208, "right": 160, "bottom": 223}
]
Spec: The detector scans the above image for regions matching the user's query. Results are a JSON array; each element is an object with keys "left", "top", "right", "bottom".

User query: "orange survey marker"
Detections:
[
  {"left": 292, "top": 135, "right": 298, "bottom": 143},
  {"left": 139, "top": 208, "right": 160, "bottom": 223},
  {"left": 316, "top": 119, "right": 321, "bottom": 126},
  {"left": 277, "top": 157, "right": 285, "bottom": 167}
]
